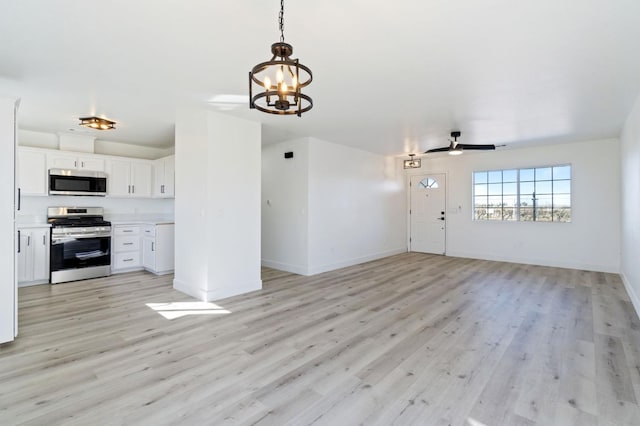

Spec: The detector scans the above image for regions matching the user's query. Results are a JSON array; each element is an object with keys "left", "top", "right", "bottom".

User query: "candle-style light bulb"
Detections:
[
  {"left": 276, "top": 68, "right": 284, "bottom": 83},
  {"left": 291, "top": 75, "right": 297, "bottom": 89},
  {"left": 264, "top": 76, "right": 271, "bottom": 91},
  {"left": 281, "top": 82, "right": 288, "bottom": 94}
]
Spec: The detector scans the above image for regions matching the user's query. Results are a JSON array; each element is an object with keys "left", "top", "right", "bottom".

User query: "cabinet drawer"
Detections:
[
  {"left": 114, "top": 252, "right": 141, "bottom": 268},
  {"left": 114, "top": 226, "right": 140, "bottom": 236},
  {"left": 114, "top": 235, "right": 140, "bottom": 252},
  {"left": 141, "top": 225, "right": 155, "bottom": 237}
]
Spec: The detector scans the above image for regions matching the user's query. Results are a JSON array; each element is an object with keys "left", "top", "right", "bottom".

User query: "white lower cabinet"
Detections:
[
  {"left": 111, "top": 225, "right": 142, "bottom": 273},
  {"left": 141, "top": 224, "right": 174, "bottom": 275},
  {"left": 17, "top": 226, "right": 50, "bottom": 286},
  {"left": 112, "top": 223, "right": 174, "bottom": 275}
]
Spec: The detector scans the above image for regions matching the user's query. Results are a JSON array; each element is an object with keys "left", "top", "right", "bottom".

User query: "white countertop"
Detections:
[
  {"left": 110, "top": 220, "right": 175, "bottom": 225},
  {"left": 107, "top": 214, "right": 174, "bottom": 226},
  {"left": 16, "top": 223, "right": 52, "bottom": 229}
]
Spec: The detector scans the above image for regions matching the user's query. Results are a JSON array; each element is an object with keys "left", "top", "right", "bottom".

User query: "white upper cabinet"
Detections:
[
  {"left": 15, "top": 147, "right": 167, "bottom": 200},
  {"left": 108, "top": 159, "right": 152, "bottom": 198},
  {"left": 17, "top": 148, "right": 47, "bottom": 196},
  {"left": 47, "top": 151, "right": 105, "bottom": 172},
  {"left": 153, "top": 155, "right": 175, "bottom": 198}
]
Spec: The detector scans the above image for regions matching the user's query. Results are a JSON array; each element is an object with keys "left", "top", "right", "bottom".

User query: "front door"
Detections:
[{"left": 410, "top": 174, "right": 446, "bottom": 254}]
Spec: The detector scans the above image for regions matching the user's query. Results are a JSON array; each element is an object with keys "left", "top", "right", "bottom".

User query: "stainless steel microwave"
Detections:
[{"left": 49, "top": 169, "right": 107, "bottom": 196}]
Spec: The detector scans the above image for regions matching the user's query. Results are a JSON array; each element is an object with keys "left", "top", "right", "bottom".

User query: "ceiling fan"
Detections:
[{"left": 425, "top": 131, "right": 495, "bottom": 155}]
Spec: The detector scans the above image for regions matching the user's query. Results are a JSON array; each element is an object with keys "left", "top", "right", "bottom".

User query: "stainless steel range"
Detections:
[{"left": 48, "top": 207, "right": 111, "bottom": 284}]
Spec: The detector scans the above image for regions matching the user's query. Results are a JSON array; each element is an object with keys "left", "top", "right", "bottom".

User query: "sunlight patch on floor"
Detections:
[
  {"left": 467, "top": 418, "right": 488, "bottom": 426},
  {"left": 146, "top": 302, "right": 231, "bottom": 319}
]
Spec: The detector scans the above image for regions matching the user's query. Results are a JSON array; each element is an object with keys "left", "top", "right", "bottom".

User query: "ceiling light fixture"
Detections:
[
  {"left": 404, "top": 154, "right": 421, "bottom": 169},
  {"left": 79, "top": 116, "right": 116, "bottom": 130},
  {"left": 249, "top": 0, "right": 312, "bottom": 117}
]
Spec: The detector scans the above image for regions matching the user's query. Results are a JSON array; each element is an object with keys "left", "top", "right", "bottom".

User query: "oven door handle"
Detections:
[{"left": 52, "top": 233, "right": 111, "bottom": 241}]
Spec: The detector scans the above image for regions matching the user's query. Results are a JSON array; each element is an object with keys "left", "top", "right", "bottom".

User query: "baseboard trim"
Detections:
[
  {"left": 261, "top": 259, "right": 309, "bottom": 276},
  {"left": 173, "top": 278, "right": 263, "bottom": 302},
  {"left": 203, "top": 279, "right": 263, "bottom": 302},
  {"left": 446, "top": 250, "right": 619, "bottom": 274},
  {"left": 307, "top": 247, "right": 407, "bottom": 276},
  {"left": 621, "top": 272, "right": 640, "bottom": 319},
  {"left": 173, "top": 279, "right": 205, "bottom": 300}
]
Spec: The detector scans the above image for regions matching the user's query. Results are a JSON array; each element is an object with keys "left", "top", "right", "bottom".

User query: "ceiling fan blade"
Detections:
[
  {"left": 425, "top": 147, "right": 450, "bottom": 153},
  {"left": 457, "top": 144, "right": 496, "bottom": 151}
]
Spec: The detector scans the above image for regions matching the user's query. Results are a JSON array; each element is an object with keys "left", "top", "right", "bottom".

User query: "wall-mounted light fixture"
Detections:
[
  {"left": 404, "top": 153, "right": 421, "bottom": 169},
  {"left": 249, "top": 0, "right": 312, "bottom": 116},
  {"left": 79, "top": 116, "right": 116, "bottom": 130}
]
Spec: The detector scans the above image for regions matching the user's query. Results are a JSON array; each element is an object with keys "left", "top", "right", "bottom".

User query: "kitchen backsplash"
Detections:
[{"left": 17, "top": 195, "right": 174, "bottom": 224}]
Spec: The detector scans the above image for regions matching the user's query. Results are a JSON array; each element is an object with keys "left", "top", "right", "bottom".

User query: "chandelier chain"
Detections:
[{"left": 279, "top": 0, "right": 285, "bottom": 42}]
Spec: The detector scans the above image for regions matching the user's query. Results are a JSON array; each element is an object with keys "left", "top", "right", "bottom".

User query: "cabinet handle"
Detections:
[
  {"left": 81, "top": 161, "right": 85, "bottom": 168},
  {"left": 17, "top": 188, "right": 21, "bottom": 211},
  {"left": 132, "top": 185, "right": 135, "bottom": 194},
  {"left": 161, "top": 184, "right": 164, "bottom": 194},
  {"left": 123, "top": 258, "right": 133, "bottom": 262},
  {"left": 17, "top": 230, "right": 20, "bottom": 253},
  {"left": 27, "top": 235, "right": 31, "bottom": 246},
  {"left": 152, "top": 242, "right": 155, "bottom": 252},
  {"left": 122, "top": 230, "right": 133, "bottom": 233},
  {"left": 128, "top": 185, "right": 131, "bottom": 194},
  {"left": 74, "top": 160, "right": 77, "bottom": 168},
  {"left": 43, "top": 234, "right": 46, "bottom": 245},
  {"left": 123, "top": 242, "right": 133, "bottom": 246}
]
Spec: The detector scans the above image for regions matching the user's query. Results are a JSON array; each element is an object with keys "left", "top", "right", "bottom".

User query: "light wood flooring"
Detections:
[{"left": 1, "top": 253, "right": 640, "bottom": 425}]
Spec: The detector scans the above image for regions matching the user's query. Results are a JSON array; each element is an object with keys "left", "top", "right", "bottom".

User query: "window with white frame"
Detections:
[{"left": 473, "top": 165, "right": 571, "bottom": 222}]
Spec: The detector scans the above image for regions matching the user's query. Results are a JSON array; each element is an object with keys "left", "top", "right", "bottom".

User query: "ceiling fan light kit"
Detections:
[
  {"left": 425, "top": 131, "right": 495, "bottom": 155},
  {"left": 249, "top": 0, "right": 313, "bottom": 117},
  {"left": 78, "top": 116, "right": 116, "bottom": 130}
]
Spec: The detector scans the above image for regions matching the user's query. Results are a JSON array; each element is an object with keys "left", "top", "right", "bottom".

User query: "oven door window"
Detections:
[{"left": 50, "top": 236, "right": 111, "bottom": 272}]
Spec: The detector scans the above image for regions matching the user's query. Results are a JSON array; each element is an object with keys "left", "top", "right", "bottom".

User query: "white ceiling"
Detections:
[{"left": 1, "top": 0, "right": 640, "bottom": 156}]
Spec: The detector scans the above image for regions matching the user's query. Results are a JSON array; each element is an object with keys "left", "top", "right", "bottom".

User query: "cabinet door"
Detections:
[
  {"left": 153, "top": 160, "right": 164, "bottom": 197},
  {"left": 17, "top": 231, "right": 31, "bottom": 283},
  {"left": 130, "top": 162, "right": 152, "bottom": 198},
  {"left": 108, "top": 160, "right": 131, "bottom": 197},
  {"left": 79, "top": 157, "right": 105, "bottom": 172},
  {"left": 47, "top": 153, "right": 78, "bottom": 170},
  {"left": 32, "top": 228, "right": 50, "bottom": 282},
  {"left": 18, "top": 150, "right": 47, "bottom": 195},
  {"left": 142, "top": 237, "right": 156, "bottom": 271},
  {"left": 153, "top": 157, "right": 175, "bottom": 198},
  {"left": 163, "top": 157, "right": 175, "bottom": 197},
  {"left": 155, "top": 224, "right": 175, "bottom": 273}
]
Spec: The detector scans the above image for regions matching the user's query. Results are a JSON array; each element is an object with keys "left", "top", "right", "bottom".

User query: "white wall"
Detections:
[
  {"left": 621, "top": 94, "right": 640, "bottom": 314},
  {"left": 262, "top": 138, "right": 309, "bottom": 274},
  {"left": 407, "top": 138, "right": 621, "bottom": 273},
  {"left": 174, "top": 107, "right": 209, "bottom": 300},
  {"left": 262, "top": 137, "right": 407, "bottom": 276},
  {"left": 0, "top": 97, "right": 17, "bottom": 343},
  {"left": 307, "top": 138, "right": 407, "bottom": 274},
  {"left": 174, "top": 107, "right": 262, "bottom": 301}
]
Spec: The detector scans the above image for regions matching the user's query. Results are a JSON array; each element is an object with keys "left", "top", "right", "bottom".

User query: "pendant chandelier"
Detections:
[
  {"left": 79, "top": 116, "right": 116, "bottom": 130},
  {"left": 249, "top": 0, "right": 312, "bottom": 117}
]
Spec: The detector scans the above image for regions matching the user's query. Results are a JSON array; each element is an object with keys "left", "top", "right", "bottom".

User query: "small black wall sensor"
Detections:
[{"left": 284, "top": 152, "right": 294, "bottom": 159}]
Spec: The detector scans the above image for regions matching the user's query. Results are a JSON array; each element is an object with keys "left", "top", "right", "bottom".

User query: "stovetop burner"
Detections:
[
  {"left": 48, "top": 217, "right": 112, "bottom": 227},
  {"left": 47, "top": 207, "right": 111, "bottom": 228}
]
